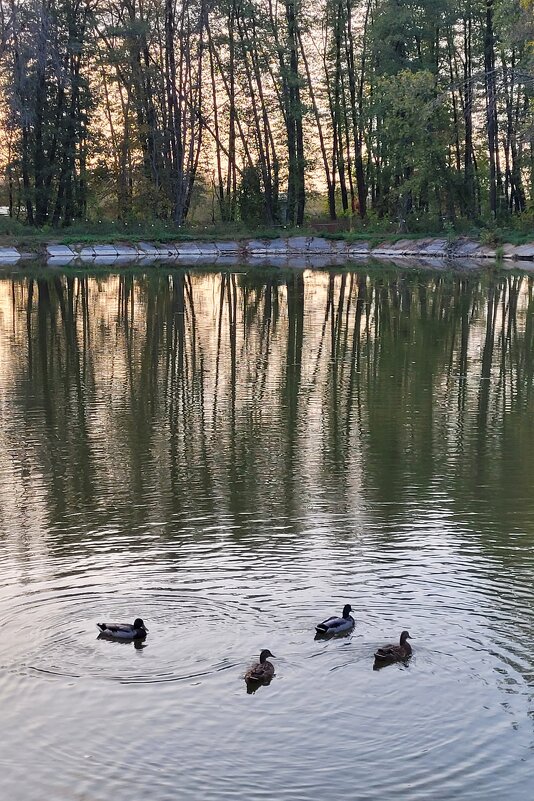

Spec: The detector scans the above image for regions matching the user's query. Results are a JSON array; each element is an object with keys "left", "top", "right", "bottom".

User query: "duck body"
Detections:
[
  {"left": 244, "top": 649, "right": 276, "bottom": 683},
  {"left": 97, "top": 618, "right": 148, "bottom": 641},
  {"left": 374, "top": 630, "right": 412, "bottom": 664},
  {"left": 315, "top": 604, "right": 355, "bottom": 636}
]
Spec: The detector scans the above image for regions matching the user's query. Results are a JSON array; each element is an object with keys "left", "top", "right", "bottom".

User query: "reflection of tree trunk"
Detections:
[
  {"left": 228, "top": 273, "right": 238, "bottom": 418},
  {"left": 12, "top": 267, "right": 534, "bottom": 546},
  {"left": 35, "top": 279, "right": 68, "bottom": 518},
  {"left": 284, "top": 273, "right": 304, "bottom": 512},
  {"left": 57, "top": 276, "right": 94, "bottom": 503},
  {"left": 212, "top": 274, "right": 226, "bottom": 428},
  {"left": 26, "top": 279, "right": 34, "bottom": 377},
  {"left": 172, "top": 272, "right": 186, "bottom": 396},
  {"left": 227, "top": 273, "right": 240, "bottom": 518},
  {"left": 328, "top": 274, "right": 348, "bottom": 479},
  {"left": 504, "top": 276, "right": 520, "bottom": 403},
  {"left": 255, "top": 281, "right": 275, "bottom": 406},
  {"left": 168, "top": 273, "right": 186, "bottom": 514},
  {"left": 287, "top": 276, "right": 304, "bottom": 375},
  {"left": 332, "top": 274, "right": 347, "bottom": 371},
  {"left": 345, "top": 274, "right": 366, "bottom": 441},
  {"left": 457, "top": 279, "right": 470, "bottom": 416},
  {"left": 339, "top": 273, "right": 354, "bottom": 364},
  {"left": 523, "top": 279, "right": 534, "bottom": 404},
  {"left": 37, "top": 280, "right": 51, "bottom": 409},
  {"left": 477, "top": 282, "right": 500, "bottom": 471}
]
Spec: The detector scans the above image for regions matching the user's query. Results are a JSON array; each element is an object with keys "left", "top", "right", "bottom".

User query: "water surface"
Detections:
[{"left": 0, "top": 266, "right": 533, "bottom": 800}]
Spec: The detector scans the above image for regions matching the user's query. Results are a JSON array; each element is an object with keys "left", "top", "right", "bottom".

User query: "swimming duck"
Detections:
[
  {"left": 96, "top": 618, "right": 148, "bottom": 640},
  {"left": 315, "top": 604, "right": 355, "bottom": 636},
  {"left": 374, "top": 630, "right": 412, "bottom": 663},
  {"left": 244, "top": 649, "right": 276, "bottom": 683}
]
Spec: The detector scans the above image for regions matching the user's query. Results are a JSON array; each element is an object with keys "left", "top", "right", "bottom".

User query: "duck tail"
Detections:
[
  {"left": 96, "top": 623, "right": 106, "bottom": 632},
  {"left": 374, "top": 649, "right": 391, "bottom": 660}
]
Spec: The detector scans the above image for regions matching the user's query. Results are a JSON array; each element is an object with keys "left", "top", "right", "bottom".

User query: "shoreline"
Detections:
[{"left": 0, "top": 235, "right": 533, "bottom": 267}]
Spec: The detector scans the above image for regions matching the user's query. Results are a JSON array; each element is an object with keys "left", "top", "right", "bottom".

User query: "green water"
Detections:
[{"left": 0, "top": 266, "right": 533, "bottom": 800}]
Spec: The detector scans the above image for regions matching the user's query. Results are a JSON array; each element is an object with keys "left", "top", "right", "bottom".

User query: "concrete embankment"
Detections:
[{"left": 1, "top": 236, "right": 533, "bottom": 268}]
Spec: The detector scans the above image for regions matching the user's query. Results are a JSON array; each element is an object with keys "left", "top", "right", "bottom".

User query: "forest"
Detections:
[{"left": 0, "top": 0, "right": 532, "bottom": 232}]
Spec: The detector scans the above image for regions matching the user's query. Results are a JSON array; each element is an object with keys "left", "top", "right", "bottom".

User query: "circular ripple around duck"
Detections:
[{"left": 1, "top": 581, "right": 269, "bottom": 686}]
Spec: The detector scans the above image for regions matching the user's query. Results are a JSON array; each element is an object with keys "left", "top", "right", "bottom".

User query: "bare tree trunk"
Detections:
[
  {"left": 206, "top": 18, "right": 226, "bottom": 220},
  {"left": 298, "top": 28, "right": 334, "bottom": 219},
  {"left": 462, "top": 14, "right": 476, "bottom": 217},
  {"left": 484, "top": 0, "right": 500, "bottom": 218},
  {"left": 345, "top": 0, "right": 369, "bottom": 218}
]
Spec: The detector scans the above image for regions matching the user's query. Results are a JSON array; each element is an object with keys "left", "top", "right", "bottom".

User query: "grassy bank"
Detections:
[{"left": 0, "top": 216, "right": 532, "bottom": 250}]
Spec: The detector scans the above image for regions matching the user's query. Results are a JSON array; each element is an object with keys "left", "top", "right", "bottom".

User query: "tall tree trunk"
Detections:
[
  {"left": 345, "top": 0, "right": 369, "bottom": 218},
  {"left": 284, "top": 0, "right": 305, "bottom": 226},
  {"left": 463, "top": 14, "right": 476, "bottom": 218},
  {"left": 298, "top": 29, "right": 334, "bottom": 219},
  {"left": 484, "top": 0, "right": 500, "bottom": 218}
]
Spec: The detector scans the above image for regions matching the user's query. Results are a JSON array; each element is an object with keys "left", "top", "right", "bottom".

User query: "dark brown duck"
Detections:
[{"left": 374, "top": 630, "right": 412, "bottom": 662}]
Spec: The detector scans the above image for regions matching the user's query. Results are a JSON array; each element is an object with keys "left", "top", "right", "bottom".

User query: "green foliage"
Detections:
[
  {"left": 480, "top": 227, "right": 505, "bottom": 247},
  {"left": 2, "top": 0, "right": 533, "bottom": 233},
  {"left": 238, "top": 166, "right": 265, "bottom": 225},
  {"left": 0, "top": 216, "right": 28, "bottom": 237},
  {"left": 443, "top": 220, "right": 457, "bottom": 244},
  {"left": 371, "top": 0, "right": 455, "bottom": 75},
  {"left": 370, "top": 70, "right": 456, "bottom": 221},
  {"left": 0, "top": 212, "right": 532, "bottom": 250}
]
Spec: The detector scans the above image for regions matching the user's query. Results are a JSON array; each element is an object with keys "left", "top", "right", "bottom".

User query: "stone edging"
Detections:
[{"left": 0, "top": 236, "right": 533, "bottom": 265}]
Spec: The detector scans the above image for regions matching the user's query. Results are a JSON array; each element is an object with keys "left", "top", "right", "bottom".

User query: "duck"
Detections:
[
  {"left": 374, "top": 630, "right": 412, "bottom": 663},
  {"left": 96, "top": 618, "right": 148, "bottom": 640},
  {"left": 244, "top": 649, "right": 276, "bottom": 683},
  {"left": 315, "top": 604, "right": 355, "bottom": 636}
]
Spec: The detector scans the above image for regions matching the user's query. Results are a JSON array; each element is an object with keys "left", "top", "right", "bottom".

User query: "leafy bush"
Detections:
[{"left": 479, "top": 227, "right": 504, "bottom": 247}]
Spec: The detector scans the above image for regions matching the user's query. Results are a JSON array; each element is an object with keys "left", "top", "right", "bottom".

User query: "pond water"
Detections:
[{"left": 0, "top": 266, "right": 533, "bottom": 800}]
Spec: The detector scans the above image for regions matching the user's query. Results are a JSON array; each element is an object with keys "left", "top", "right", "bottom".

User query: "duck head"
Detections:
[
  {"left": 342, "top": 604, "right": 353, "bottom": 618},
  {"left": 133, "top": 618, "right": 148, "bottom": 631},
  {"left": 400, "top": 630, "right": 411, "bottom": 645},
  {"left": 259, "top": 649, "right": 276, "bottom": 663}
]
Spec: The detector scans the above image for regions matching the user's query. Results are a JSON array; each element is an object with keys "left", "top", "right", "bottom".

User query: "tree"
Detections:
[
  {"left": 5, "top": 0, "right": 93, "bottom": 226},
  {"left": 371, "top": 70, "right": 456, "bottom": 221}
]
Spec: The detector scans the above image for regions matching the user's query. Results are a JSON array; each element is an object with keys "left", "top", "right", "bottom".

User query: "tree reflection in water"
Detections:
[{"left": 1, "top": 268, "right": 534, "bottom": 553}]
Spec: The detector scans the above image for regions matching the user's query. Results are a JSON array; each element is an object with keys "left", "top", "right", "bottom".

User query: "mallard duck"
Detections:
[
  {"left": 315, "top": 604, "right": 355, "bottom": 636},
  {"left": 244, "top": 649, "right": 276, "bottom": 682},
  {"left": 96, "top": 618, "right": 148, "bottom": 640},
  {"left": 374, "top": 630, "right": 412, "bottom": 663}
]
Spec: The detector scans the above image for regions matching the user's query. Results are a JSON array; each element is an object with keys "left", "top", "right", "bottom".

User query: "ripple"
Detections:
[
  {"left": 1, "top": 579, "right": 270, "bottom": 685},
  {"left": 1, "top": 271, "right": 534, "bottom": 801}
]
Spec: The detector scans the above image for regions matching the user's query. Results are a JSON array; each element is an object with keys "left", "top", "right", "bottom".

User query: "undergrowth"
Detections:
[{"left": 0, "top": 214, "right": 532, "bottom": 247}]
